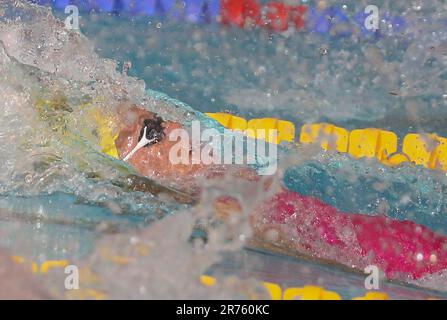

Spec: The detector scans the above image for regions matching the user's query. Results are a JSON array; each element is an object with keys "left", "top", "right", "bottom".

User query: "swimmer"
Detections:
[
  {"left": 115, "top": 105, "right": 258, "bottom": 194},
  {"left": 114, "top": 106, "right": 447, "bottom": 281}
]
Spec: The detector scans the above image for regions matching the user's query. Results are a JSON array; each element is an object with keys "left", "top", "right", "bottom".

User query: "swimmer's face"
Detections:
[
  {"left": 115, "top": 106, "right": 258, "bottom": 191},
  {"left": 115, "top": 106, "right": 207, "bottom": 184}
]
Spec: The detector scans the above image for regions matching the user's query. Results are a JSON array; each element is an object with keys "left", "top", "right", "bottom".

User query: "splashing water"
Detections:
[
  {"left": 0, "top": 0, "right": 280, "bottom": 299},
  {"left": 2, "top": 0, "right": 447, "bottom": 299}
]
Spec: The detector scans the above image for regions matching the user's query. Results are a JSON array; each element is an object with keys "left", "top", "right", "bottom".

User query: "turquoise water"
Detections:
[
  {"left": 284, "top": 155, "right": 447, "bottom": 235},
  {"left": 2, "top": 1, "right": 447, "bottom": 298},
  {"left": 0, "top": 192, "right": 150, "bottom": 260},
  {"left": 63, "top": 9, "right": 447, "bottom": 235},
  {"left": 71, "top": 10, "right": 447, "bottom": 137}
]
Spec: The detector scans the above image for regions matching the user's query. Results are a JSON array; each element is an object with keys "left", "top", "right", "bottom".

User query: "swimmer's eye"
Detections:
[{"left": 138, "top": 116, "right": 165, "bottom": 147}]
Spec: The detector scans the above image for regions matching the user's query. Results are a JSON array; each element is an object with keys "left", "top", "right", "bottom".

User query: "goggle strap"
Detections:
[{"left": 123, "top": 126, "right": 156, "bottom": 162}]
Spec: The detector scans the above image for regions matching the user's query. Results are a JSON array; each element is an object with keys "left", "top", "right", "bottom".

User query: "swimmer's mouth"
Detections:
[{"left": 123, "top": 116, "right": 165, "bottom": 162}]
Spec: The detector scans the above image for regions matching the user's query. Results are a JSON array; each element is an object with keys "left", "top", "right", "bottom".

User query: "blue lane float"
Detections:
[{"left": 29, "top": 0, "right": 410, "bottom": 40}]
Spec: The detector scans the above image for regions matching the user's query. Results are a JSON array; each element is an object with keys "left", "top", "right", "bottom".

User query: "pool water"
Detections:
[
  {"left": 72, "top": 4, "right": 447, "bottom": 137},
  {"left": 2, "top": 0, "right": 447, "bottom": 299}
]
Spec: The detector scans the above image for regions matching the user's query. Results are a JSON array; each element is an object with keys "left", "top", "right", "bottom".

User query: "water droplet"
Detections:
[
  {"left": 430, "top": 254, "right": 437, "bottom": 263},
  {"left": 319, "top": 46, "right": 328, "bottom": 56},
  {"left": 25, "top": 174, "right": 33, "bottom": 184},
  {"left": 412, "top": 2, "right": 422, "bottom": 11}
]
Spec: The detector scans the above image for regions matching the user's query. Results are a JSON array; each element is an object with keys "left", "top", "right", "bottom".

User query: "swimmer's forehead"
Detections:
[
  {"left": 117, "top": 104, "right": 185, "bottom": 130},
  {"left": 119, "top": 106, "right": 158, "bottom": 125}
]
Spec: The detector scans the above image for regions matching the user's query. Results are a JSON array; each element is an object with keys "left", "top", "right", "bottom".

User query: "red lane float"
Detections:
[
  {"left": 290, "top": 5, "right": 307, "bottom": 30},
  {"left": 221, "top": 0, "right": 307, "bottom": 31},
  {"left": 244, "top": 0, "right": 262, "bottom": 26},
  {"left": 260, "top": 190, "right": 447, "bottom": 280},
  {"left": 221, "top": 0, "right": 245, "bottom": 27},
  {"left": 265, "top": 2, "right": 289, "bottom": 31}
]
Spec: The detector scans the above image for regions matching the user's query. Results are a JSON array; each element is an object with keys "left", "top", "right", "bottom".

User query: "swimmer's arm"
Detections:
[{"left": 112, "top": 174, "right": 197, "bottom": 205}]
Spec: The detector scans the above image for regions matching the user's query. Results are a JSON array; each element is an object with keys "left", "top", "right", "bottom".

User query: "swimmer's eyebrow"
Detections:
[{"left": 123, "top": 127, "right": 156, "bottom": 162}]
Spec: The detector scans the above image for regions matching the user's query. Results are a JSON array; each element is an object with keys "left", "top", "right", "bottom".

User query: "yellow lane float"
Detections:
[
  {"left": 206, "top": 112, "right": 447, "bottom": 174},
  {"left": 300, "top": 123, "right": 349, "bottom": 152}
]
